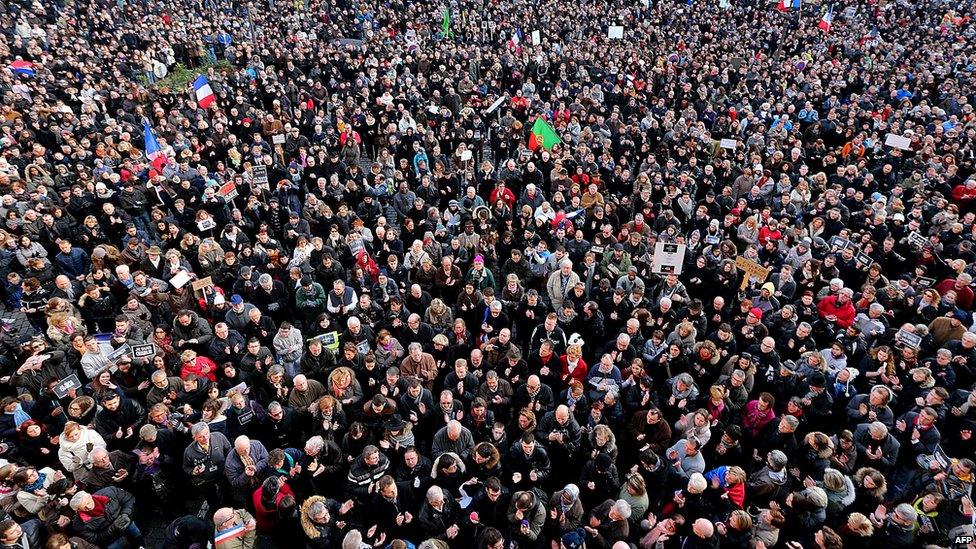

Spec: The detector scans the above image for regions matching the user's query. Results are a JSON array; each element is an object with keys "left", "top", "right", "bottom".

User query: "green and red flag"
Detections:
[{"left": 528, "top": 117, "right": 561, "bottom": 151}]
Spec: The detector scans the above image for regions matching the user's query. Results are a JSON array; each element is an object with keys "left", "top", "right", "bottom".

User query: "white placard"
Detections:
[
  {"left": 460, "top": 150, "right": 472, "bottom": 161},
  {"left": 485, "top": 94, "right": 507, "bottom": 115},
  {"left": 720, "top": 138, "right": 738, "bottom": 150},
  {"left": 272, "top": 134, "right": 285, "bottom": 145},
  {"left": 608, "top": 26, "right": 624, "bottom": 39},
  {"left": 197, "top": 218, "right": 216, "bottom": 232},
  {"left": 531, "top": 30, "right": 540, "bottom": 45},
  {"left": 652, "top": 242, "right": 687, "bottom": 275},
  {"left": 170, "top": 270, "right": 191, "bottom": 289},
  {"left": 884, "top": 133, "right": 912, "bottom": 150}
]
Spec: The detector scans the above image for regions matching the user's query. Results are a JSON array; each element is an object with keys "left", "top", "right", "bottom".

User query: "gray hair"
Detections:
[
  {"left": 408, "top": 342, "right": 423, "bottom": 353},
  {"left": 868, "top": 421, "right": 888, "bottom": 438},
  {"left": 688, "top": 473, "right": 707, "bottom": 492},
  {"left": 341, "top": 530, "right": 364, "bottom": 549},
  {"left": 426, "top": 485, "right": 444, "bottom": 502},
  {"left": 306, "top": 500, "right": 328, "bottom": 520},
  {"left": 613, "top": 499, "right": 632, "bottom": 519},
  {"left": 190, "top": 422, "right": 210, "bottom": 437},
  {"left": 69, "top": 491, "right": 90, "bottom": 511},
  {"left": 305, "top": 435, "right": 325, "bottom": 453},
  {"left": 268, "top": 402, "right": 283, "bottom": 414},
  {"left": 894, "top": 502, "right": 918, "bottom": 522},
  {"left": 258, "top": 273, "right": 272, "bottom": 285}
]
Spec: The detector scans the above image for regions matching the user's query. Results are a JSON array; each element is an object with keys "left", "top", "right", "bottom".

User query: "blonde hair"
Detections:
[
  {"left": 847, "top": 513, "right": 874, "bottom": 536},
  {"left": 329, "top": 367, "right": 354, "bottom": 388},
  {"left": 725, "top": 466, "right": 746, "bottom": 485},
  {"left": 566, "top": 344, "right": 582, "bottom": 359},
  {"left": 62, "top": 421, "right": 81, "bottom": 437},
  {"left": 823, "top": 468, "right": 846, "bottom": 491},
  {"left": 729, "top": 509, "right": 752, "bottom": 530}
]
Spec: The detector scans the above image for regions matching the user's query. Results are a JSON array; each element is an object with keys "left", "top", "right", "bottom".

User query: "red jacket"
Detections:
[
  {"left": 817, "top": 295, "right": 856, "bottom": 328},
  {"left": 560, "top": 355, "right": 589, "bottom": 385},
  {"left": 252, "top": 482, "right": 294, "bottom": 534},
  {"left": 489, "top": 187, "right": 516, "bottom": 209},
  {"left": 936, "top": 278, "right": 975, "bottom": 310},
  {"left": 951, "top": 184, "right": 976, "bottom": 203},
  {"left": 181, "top": 356, "right": 218, "bottom": 382}
]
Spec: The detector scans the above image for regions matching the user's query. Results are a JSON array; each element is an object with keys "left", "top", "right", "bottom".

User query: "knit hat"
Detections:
[
  {"left": 561, "top": 528, "right": 586, "bottom": 549},
  {"left": 749, "top": 307, "right": 763, "bottom": 320}
]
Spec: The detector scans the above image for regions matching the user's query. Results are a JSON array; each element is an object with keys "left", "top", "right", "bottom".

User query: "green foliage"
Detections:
[{"left": 151, "top": 60, "right": 233, "bottom": 91}]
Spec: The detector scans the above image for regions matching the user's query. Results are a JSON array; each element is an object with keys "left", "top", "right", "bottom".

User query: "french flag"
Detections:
[
  {"left": 143, "top": 119, "right": 168, "bottom": 172},
  {"left": 777, "top": 0, "right": 800, "bottom": 10},
  {"left": 8, "top": 60, "right": 35, "bottom": 76},
  {"left": 818, "top": 5, "right": 834, "bottom": 32},
  {"left": 509, "top": 28, "right": 522, "bottom": 50},
  {"left": 193, "top": 75, "right": 216, "bottom": 109}
]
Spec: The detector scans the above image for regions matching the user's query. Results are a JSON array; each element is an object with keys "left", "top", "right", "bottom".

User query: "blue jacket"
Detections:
[{"left": 54, "top": 248, "right": 91, "bottom": 278}]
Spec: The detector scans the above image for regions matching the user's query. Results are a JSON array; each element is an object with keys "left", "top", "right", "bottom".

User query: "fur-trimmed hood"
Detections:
[
  {"left": 431, "top": 452, "right": 466, "bottom": 479},
  {"left": 299, "top": 495, "right": 326, "bottom": 539}
]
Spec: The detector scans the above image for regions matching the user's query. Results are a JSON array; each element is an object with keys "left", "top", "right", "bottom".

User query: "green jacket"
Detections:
[{"left": 295, "top": 282, "right": 327, "bottom": 310}]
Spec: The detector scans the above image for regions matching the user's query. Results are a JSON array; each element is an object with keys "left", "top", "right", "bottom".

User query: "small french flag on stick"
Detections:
[
  {"left": 193, "top": 75, "right": 216, "bottom": 109},
  {"left": 143, "top": 119, "right": 168, "bottom": 172}
]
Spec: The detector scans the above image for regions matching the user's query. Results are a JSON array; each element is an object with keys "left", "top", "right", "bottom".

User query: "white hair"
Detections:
[{"left": 426, "top": 485, "right": 444, "bottom": 502}]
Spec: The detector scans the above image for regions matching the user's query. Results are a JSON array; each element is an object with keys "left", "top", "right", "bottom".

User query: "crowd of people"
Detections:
[{"left": 0, "top": 0, "right": 974, "bottom": 547}]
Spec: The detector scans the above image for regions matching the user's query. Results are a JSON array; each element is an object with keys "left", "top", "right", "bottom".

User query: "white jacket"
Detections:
[{"left": 58, "top": 428, "right": 106, "bottom": 474}]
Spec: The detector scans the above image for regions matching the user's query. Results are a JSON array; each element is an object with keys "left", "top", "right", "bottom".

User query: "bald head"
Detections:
[
  {"left": 234, "top": 436, "right": 250, "bottom": 453},
  {"left": 213, "top": 507, "right": 235, "bottom": 526}
]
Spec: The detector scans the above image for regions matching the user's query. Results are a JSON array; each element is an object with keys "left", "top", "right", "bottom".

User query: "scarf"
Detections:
[
  {"left": 274, "top": 452, "right": 295, "bottom": 475},
  {"left": 10, "top": 404, "right": 30, "bottom": 428},
  {"left": 79, "top": 494, "right": 110, "bottom": 522},
  {"left": 561, "top": 484, "right": 580, "bottom": 513},
  {"left": 24, "top": 472, "right": 46, "bottom": 492}
]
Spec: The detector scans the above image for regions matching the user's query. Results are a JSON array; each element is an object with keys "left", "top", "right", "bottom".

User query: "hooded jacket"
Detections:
[{"left": 299, "top": 496, "right": 344, "bottom": 548}]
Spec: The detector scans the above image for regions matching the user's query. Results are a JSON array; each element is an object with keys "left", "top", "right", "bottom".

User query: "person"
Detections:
[
  {"left": 212, "top": 506, "right": 257, "bottom": 549},
  {"left": 183, "top": 422, "right": 232, "bottom": 508},
  {"left": 69, "top": 488, "right": 143, "bottom": 549}
]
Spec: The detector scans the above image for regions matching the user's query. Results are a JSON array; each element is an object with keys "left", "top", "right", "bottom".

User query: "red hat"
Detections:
[{"left": 749, "top": 307, "right": 763, "bottom": 320}]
